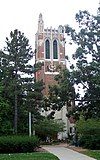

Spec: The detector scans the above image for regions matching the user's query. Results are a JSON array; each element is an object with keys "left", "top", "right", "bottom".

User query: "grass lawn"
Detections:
[
  {"left": 82, "top": 150, "right": 100, "bottom": 160},
  {"left": 0, "top": 152, "right": 59, "bottom": 160}
]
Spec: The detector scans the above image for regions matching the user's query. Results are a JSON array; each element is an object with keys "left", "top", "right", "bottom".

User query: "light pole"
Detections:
[{"left": 29, "top": 111, "right": 32, "bottom": 136}]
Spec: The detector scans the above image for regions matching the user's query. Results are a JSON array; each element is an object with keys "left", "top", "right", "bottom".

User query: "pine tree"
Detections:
[{"left": 0, "top": 29, "right": 33, "bottom": 134}]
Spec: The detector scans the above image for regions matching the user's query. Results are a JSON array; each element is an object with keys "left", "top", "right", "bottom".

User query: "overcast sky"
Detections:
[{"left": 0, "top": 0, "right": 99, "bottom": 51}]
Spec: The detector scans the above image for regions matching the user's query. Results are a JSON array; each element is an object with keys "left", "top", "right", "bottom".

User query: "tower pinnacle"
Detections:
[
  {"left": 38, "top": 13, "right": 44, "bottom": 33},
  {"left": 39, "top": 13, "right": 43, "bottom": 21}
]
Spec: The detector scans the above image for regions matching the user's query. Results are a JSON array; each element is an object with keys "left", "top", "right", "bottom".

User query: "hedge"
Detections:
[
  {"left": 79, "top": 134, "right": 100, "bottom": 149},
  {"left": 76, "top": 118, "right": 100, "bottom": 149},
  {"left": 0, "top": 135, "right": 40, "bottom": 153}
]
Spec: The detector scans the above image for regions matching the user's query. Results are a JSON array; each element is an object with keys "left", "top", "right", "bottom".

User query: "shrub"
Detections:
[
  {"left": 76, "top": 118, "right": 100, "bottom": 149},
  {"left": 0, "top": 135, "right": 40, "bottom": 153},
  {"left": 79, "top": 134, "right": 100, "bottom": 149},
  {"left": 34, "top": 118, "right": 65, "bottom": 141}
]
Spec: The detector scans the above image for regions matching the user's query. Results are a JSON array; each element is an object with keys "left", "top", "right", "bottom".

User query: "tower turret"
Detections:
[{"left": 58, "top": 25, "right": 64, "bottom": 33}]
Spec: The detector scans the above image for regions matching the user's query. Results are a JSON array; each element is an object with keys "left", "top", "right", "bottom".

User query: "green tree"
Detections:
[
  {"left": 48, "top": 68, "right": 75, "bottom": 112},
  {"left": 34, "top": 118, "right": 65, "bottom": 141},
  {"left": 0, "top": 29, "right": 33, "bottom": 134},
  {"left": 65, "top": 9, "right": 100, "bottom": 119},
  {"left": 25, "top": 79, "right": 44, "bottom": 120},
  {"left": 0, "top": 43, "right": 45, "bottom": 135},
  {"left": 0, "top": 53, "right": 13, "bottom": 134},
  {"left": 0, "top": 83, "right": 13, "bottom": 135},
  {"left": 76, "top": 118, "right": 100, "bottom": 149}
]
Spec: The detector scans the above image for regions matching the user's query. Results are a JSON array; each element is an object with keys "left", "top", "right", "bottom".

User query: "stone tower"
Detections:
[
  {"left": 35, "top": 13, "right": 66, "bottom": 95},
  {"left": 35, "top": 14, "right": 75, "bottom": 139}
]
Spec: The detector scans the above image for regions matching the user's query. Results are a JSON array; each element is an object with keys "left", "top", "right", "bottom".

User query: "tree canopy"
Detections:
[
  {"left": 65, "top": 9, "right": 100, "bottom": 119},
  {"left": 48, "top": 68, "right": 75, "bottom": 111},
  {"left": 47, "top": 9, "right": 100, "bottom": 120},
  {"left": 0, "top": 29, "right": 44, "bottom": 135}
]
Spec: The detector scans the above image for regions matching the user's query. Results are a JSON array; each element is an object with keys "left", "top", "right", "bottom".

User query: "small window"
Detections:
[
  {"left": 53, "top": 40, "right": 58, "bottom": 59},
  {"left": 45, "top": 39, "right": 50, "bottom": 59}
]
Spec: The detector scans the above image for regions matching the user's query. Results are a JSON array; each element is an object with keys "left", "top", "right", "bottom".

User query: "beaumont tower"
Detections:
[
  {"left": 35, "top": 13, "right": 66, "bottom": 95},
  {"left": 35, "top": 14, "right": 75, "bottom": 139}
]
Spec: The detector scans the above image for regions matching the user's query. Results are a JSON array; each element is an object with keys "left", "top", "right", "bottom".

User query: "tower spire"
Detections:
[
  {"left": 39, "top": 13, "right": 43, "bottom": 21},
  {"left": 38, "top": 13, "right": 44, "bottom": 33}
]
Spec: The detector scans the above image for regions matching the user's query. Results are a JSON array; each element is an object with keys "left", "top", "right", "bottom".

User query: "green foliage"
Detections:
[
  {"left": 0, "top": 153, "right": 59, "bottom": 160},
  {"left": 0, "top": 29, "right": 33, "bottom": 134},
  {"left": 0, "top": 136, "right": 39, "bottom": 153},
  {"left": 34, "top": 118, "right": 65, "bottom": 141},
  {"left": 26, "top": 80, "right": 44, "bottom": 113},
  {"left": 65, "top": 9, "right": 100, "bottom": 119},
  {"left": 0, "top": 83, "right": 13, "bottom": 135},
  {"left": 79, "top": 135, "right": 100, "bottom": 149},
  {"left": 48, "top": 68, "right": 75, "bottom": 111},
  {"left": 76, "top": 118, "right": 100, "bottom": 149},
  {"left": 76, "top": 118, "right": 100, "bottom": 134},
  {"left": 0, "top": 30, "right": 44, "bottom": 135}
]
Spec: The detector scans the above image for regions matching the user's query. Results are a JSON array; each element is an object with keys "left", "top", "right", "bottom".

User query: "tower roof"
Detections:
[{"left": 39, "top": 13, "right": 43, "bottom": 21}]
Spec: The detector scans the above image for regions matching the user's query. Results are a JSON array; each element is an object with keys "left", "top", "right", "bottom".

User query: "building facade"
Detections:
[
  {"left": 35, "top": 13, "right": 66, "bottom": 95},
  {"left": 35, "top": 13, "right": 74, "bottom": 139}
]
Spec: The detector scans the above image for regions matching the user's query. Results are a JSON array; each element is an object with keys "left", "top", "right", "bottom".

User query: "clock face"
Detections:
[{"left": 48, "top": 63, "right": 56, "bottom": 72}]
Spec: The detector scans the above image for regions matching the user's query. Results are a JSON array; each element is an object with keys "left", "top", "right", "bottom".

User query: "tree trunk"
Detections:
[{"left": 14, "top": 87, "right": 18, "bottom": 134}]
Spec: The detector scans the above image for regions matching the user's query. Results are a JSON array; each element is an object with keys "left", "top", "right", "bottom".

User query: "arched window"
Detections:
[
  {"left": 45, "top": 39, "right": 50, "bottom": 59},
  {"left": 53, "top": 40, "right": 58, "bottom": 59}
]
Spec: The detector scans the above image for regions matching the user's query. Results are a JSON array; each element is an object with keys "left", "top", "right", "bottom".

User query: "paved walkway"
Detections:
[{"left": 42, "top": 146, "right": 96, "bottom": 160}]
